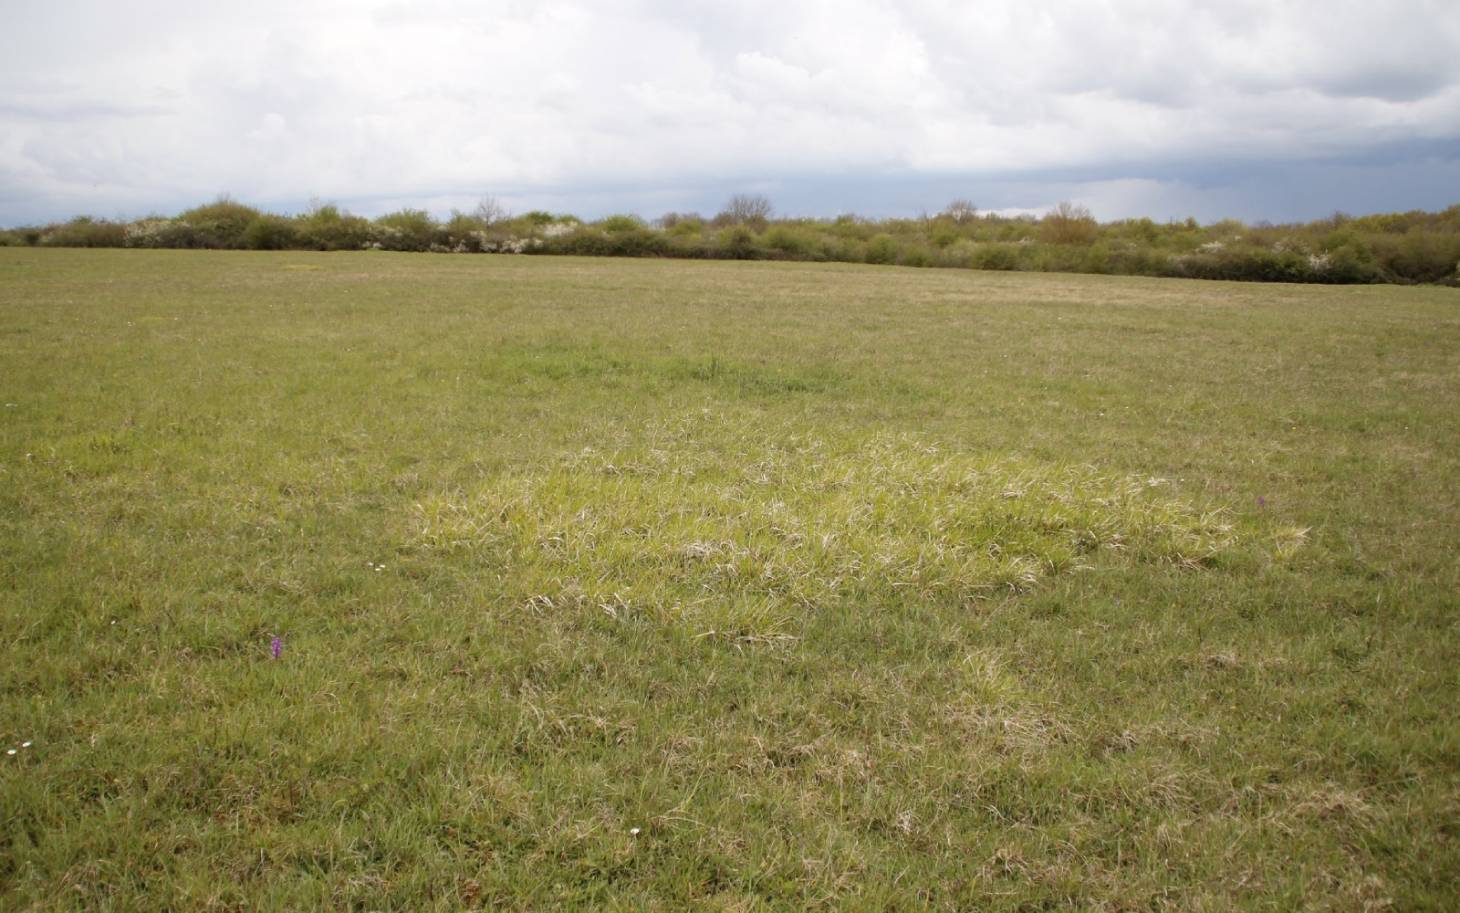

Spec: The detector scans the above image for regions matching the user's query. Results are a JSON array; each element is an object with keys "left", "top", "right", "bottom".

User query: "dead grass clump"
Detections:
[{"left": 411, "top": 424, "right": 1238, "bottom": 635}]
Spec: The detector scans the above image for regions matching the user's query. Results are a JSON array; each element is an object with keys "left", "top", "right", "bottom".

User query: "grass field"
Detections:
[{"left": 2, "top": 248, "right": 1457, "bottom": 911}]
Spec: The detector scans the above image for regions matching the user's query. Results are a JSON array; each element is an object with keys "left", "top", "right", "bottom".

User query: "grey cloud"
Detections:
[
  {"left": 1, "top": 0, "right": 1458, "bottom": 226},
  {"left": 0, "top": 101, "right": 173, "bottom": 121}
]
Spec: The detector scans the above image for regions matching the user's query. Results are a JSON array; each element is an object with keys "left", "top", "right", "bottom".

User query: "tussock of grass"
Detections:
[{"left": 414, "top": 422, "right": 1234, "bottom": 636}]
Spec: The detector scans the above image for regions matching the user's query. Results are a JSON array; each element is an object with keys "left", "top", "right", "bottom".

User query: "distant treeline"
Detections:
[{"left": 5, "top": 195, "right": 1459, "bottom": 285}]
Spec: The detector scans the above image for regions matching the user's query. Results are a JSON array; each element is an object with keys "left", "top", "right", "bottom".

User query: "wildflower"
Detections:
[
  {"left": 21, "top": 741, "right": 32, "bottom": 748},
  {"left": 629, "top": 827, "right": 641, "bottom": 836},
  {"left": 5, "top": 749, "right": 14, "bottom": 756},
  {"left": 1257, "top": 496, "right": 1267, "bottom": 507},
  {"left": 271, "top": 635, "right": 283, "bottom": 660}
]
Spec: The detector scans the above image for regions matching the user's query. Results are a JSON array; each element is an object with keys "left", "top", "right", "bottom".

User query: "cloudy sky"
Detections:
[{"left": 3, "top": 0, "right": 1459, "bottom": 225}]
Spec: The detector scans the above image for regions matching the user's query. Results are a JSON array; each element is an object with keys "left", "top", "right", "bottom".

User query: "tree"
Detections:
[
  {"left": 1040, "top": 201, "right": 1098, "bottom": 245},
  {"left": 472, "top": 195, "right": 508, "bottom": 226},
  {"left": 720, "top": 194, "right": 773, "bottom": 227},
  {"left": 943, "top": 199, "right": 978, "bottom": 223}
]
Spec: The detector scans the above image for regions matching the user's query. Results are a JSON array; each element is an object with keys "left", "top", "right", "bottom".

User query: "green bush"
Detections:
[
  {"left": 1321, "top": 242, "right": 1383, "bottom": 284},
  {"left": 442, "top": 211, "right": 488, "bottom": 249},
  {"left": 177, "top": 197, "right": 261, "bottom": 248},
  {"left": 373, "top": 209, "right": 440, "bottom": 251},
  {"left": 668, "top": 218, "right": 705, "bottom": 238},
  {"left": 1169, "top": 245, "right": 1320, "bottom": 283},
  {"left": 928, "top": 223, "right": 962, "bottom": 248},
  {"left": 597, "top": 214, "right": 645, "bottom": 234},
  {"left": 718, "top": 226, "right": 760, "bottom": 260},
  {"left": 242, "top": 215, "right": 297, "bottom": 251},
  {"left": 972, "top": 243, "right": 1021, "bottom": 271},
  {"left": 933, "top": 240, "right": 978, "bottom": 269},
  {"left": 898, "top": 244, "right": 934, "bottom": 268},
  {"left": 542, "top": 226, "right": 669, "bottom": 258},
  {"left": 864, "top": 234, "right": 899, "bottom": 265},
  {"left": 1081, "top": 243, "right": 1113, "bottom": 274},
  {"left": 39, "top": 217, "right": 127, "bottom": 248},
  {"left": 1376, "top": 231, "right": 1460, "bottom": 283},
  {"left": 297, "top": 208, "right": 372, "bottom": 251},
  {"left": 761, "top": 226, "right": 820, "bottom": 259},
  {"left": 1104, "top": 244, "right": 1169, "bottom": 277}
]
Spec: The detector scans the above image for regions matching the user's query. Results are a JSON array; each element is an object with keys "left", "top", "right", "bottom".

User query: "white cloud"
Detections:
[{"left": 1, "top": 0, "right": 1457, "bottom": 222}]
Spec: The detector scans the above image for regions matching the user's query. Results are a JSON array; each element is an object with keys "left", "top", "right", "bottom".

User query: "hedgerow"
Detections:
[{"left": 5, "top": 197, "right": 1458, "bottom": 286}]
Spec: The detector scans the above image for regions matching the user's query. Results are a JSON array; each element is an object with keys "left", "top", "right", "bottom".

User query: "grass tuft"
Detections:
[{"left": 413, "top": 423, "right": 1236, "bottom": 637}]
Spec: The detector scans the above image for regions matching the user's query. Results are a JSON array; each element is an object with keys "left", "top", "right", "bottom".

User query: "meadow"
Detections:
[{"left": 1, "top": 248, "right": 1456, "bottom": 910}]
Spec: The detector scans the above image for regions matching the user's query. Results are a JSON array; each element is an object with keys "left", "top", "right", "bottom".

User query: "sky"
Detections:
[{"left": 2, "top": 0, "right": 1459, "bottom": 225}]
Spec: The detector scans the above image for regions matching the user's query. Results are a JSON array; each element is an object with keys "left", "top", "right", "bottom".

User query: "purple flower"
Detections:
[
  {"left": 271, "top": 635, "right": 283, "bottom": 660},
  {"left": 1256, "top": 496, "right": 1266, "bottom": 508}
]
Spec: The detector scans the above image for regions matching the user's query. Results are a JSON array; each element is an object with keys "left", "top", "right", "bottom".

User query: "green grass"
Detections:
[{"left": 2, "top": 248, "right": 1457, "bottom": 911}]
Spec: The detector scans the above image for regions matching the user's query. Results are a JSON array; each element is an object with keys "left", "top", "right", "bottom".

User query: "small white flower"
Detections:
[
  {"left": 629, "top": 827, "right": 641, "bottom": 836},
  {"left": 21, "top": 741, "right": 31, "bottom": 748},
  {"left": 5, "top": 749, "right": 14, "bottom": 756}
]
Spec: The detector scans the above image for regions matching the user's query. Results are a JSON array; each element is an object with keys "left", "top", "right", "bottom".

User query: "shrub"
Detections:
[
  {"left": 662, "top": 234, "right": 716, "bottom": 259},
  {"left": 718, "top": 226, "right": 760, "bottom": 259},
  {"left": 972, "top": 243, "right": 1021, "bottom": 271},
  {"left": 1026, "top": 243, "right": 1086, "bottom": 273},
  {"left": 864, "top": 234, "right": 899, "bottom": 265},
  {"left": 1377, "top": 230, "right": 1460, "bottom": 283},
  {"left": 1320, "top": 242, "right": 1383, "bottom": 284},
  {"left": 761, "top": 226, "right": 819, "bottom": 259},
  {"left": 1115, "top": 217, "right": 1161, "bottom": 244},
  {"left": 1041, "top": 202, "right": 1098, "bottom": 245},
  {"left": 541, "top": 226, "right": 667, "bottom": 258},
  {"left": 898, "top": 244, "right": 934, "bottom": 268},
  {"left": 657, "top": 212, "right": 702, "bottom": 230},
  {"left": 177, "top": 196, "right": 261, "bottom": 248},
  {"left": 603, "top": 228, "right": 669, "bottom": 256},
  {"left": 443, "top": 209, "right": 487, "bottom": 236},
  {"left": 934, "top": 240, "right": 979, "bottom": 269},
  {"left": 297, "top": 207, "right": 372, "bottom": 251},
  {"left": 373, "top": 209, "right": 440, "bottom": 251},
  {"left": 1081, "top": 243, "right": 1113, "bottom": 274},
  {"left": 928, "top": 223, "right": 962, "bottom": 248},
  {"left": 1169, "top": 245, "right": 1320, "bottom": 283},
  {"left": 597, "top": 214, "right": 645, "bottom": 234},
  {"left": 242, "top": 215, "right": 297, "bottom": 250},
  {"left": 1104, "top": 244, "right": 1169, "bottom": 276},
  {"left": 124, "top": 218, "right": 201, "bottom": 249},
  {"left": 667, "top": 217, "right": 705, "bottom": 238},
  {"left": 40, "top": 217, "right": 127, "bottom": 248}
]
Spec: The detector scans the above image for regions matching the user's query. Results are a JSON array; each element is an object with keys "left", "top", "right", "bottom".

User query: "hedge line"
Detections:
[{"left": 5, "top": 198, "right": 1459, "bottom": 286}]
